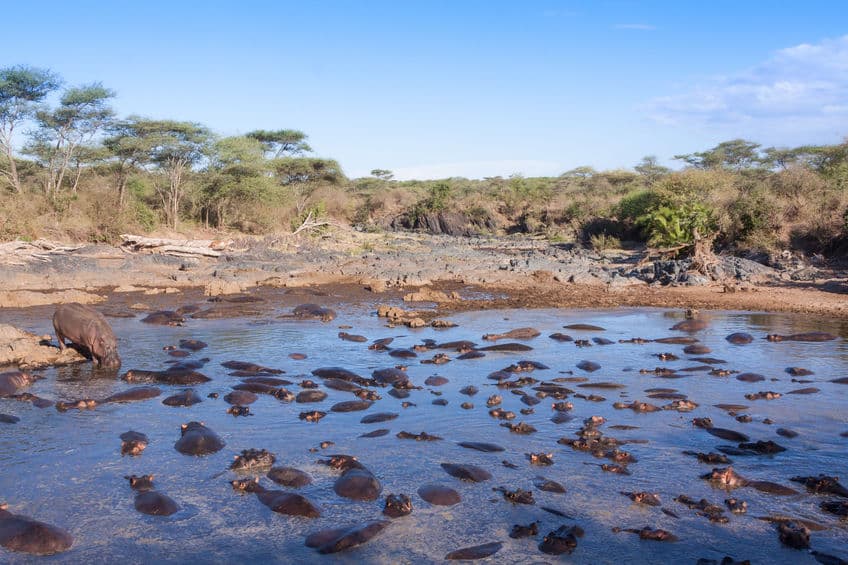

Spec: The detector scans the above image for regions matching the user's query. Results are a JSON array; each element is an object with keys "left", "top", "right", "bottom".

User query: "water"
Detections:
[{"left": 1, "top": 305, "right": 847, "bottom": 563}]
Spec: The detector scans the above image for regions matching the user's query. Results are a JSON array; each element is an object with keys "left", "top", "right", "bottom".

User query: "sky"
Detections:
[{"left": 3, "top": 0, "right": 847, "bottom": 179}]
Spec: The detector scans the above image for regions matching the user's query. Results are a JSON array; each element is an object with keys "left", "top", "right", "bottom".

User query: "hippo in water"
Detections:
[
  {"left": 0, "top": 371, "right": 38, "bottom": 397},
  {"left": 0, "top": 503, "right": 73, "bottom": 555},
  {"left": 53, "top": 303, "right": 121, "bottom": 369},
  {"left": 174, "top": 422, "right": 225, "bottom": 456},
  {"left": 292, "top": 304, "right": 336, "bottom": 322}
]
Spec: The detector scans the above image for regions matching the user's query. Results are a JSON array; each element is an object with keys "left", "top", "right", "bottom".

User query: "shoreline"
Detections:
[{"left": 1, "top": 231, "right": 846, "bottom": 319}]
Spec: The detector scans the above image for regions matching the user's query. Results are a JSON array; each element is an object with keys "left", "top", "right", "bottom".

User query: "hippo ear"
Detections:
[
  {"left": 0, "top": 502, "right": 7, "bottom": 510},
  {"left": 148, "top": 474, "right": 154, "bottom": 481},
  {"left": 181, "top": 424, "right": 187, "bottom": 431},
  {"left": 252, "top": 477, "right": 259, "bottom": 484}
]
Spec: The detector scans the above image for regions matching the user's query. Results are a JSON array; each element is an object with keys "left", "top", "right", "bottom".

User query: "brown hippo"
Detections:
[
  {"left": 120, "top": 431, "right": 149, "bottom": 456},
  {"left": 292, "top": 304, "right": 336, "bottom": 322},
  {"left": 0, "top": 504, "right": 73, "bottom": 555},
  {"left": 232, "top": 478, "right": 320, "bottom": 518},
  {"left": 483, "top": 327, "right": 540, "bottom": 341},
  {"left": 767, "top": 332, "right": 837, "bottom": 342},
  {"left": 53, "top": 303, "right": 121, "bottom": 369},
  {"left": 0, "top": 371, "right": 37, "bottom": 397},
  {"left": 305, "top": 520, "right": 389, "bottom": 554},
  {"left": 126, "top": 475, "right": 180, "bottom": 517},
  {"left": 383, "top": 494, "right": 413, "bottom": 518},
  {"left": 174, "top": 421, "right": 225, "bottom": 455}
]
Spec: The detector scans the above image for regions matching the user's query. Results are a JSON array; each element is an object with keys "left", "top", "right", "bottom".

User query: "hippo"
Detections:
[
  {"left": 418, "top": 484, "right": 461, "bottom": 506},
  {"left": 382, "top": 494, "right": 413, "bottom": 518},
  {"left": 232, "top": 478, "right": 320, "bottom": 517},
  {"left": 577, "top": 360, "right": 601, "bottom": 372},
  {"left": 477, "top": 343, "right": 533, "bottom": 352},
  {"left": 725, "top": 498, "right": 747, "bottom": 514},
  {"left": 141, "top": 310, "right": 185, "bottom": 326},
  {"left": 440, "top": 463, "right": 492, "bottom": 482},
  {"left": 564, "top": 323, "right": 605, "bottom": 331},
  {"left": 338, "top": 332, "right": 367, "bottom": 343},
  {"left": 0, "top": 503, "right": 73, "bottom": 555},
  {"left": 224, "top": 390, "right": 258, "bottom": 406},
  {"left": 230, "top": 449, "right": 276, "bottom": 472},
  {"left": 292, "top": 304, "right": 336, "bottom": 322},
  {"left": 726, "top": 332, "right": 754, "bottom": 345},
  {"left": 305, "top": 520, "right": 389, "bottom": 554},
  {"left": 0, "top": 414, "right": 20, "bottom": 424},
  {"left": 539, "top": 525, "right": 583, "bottom": 555},
  {"left": 458, "top": 441, "right": 505, "bottom": 453},
  {"left": 267, "top": 467, "right": 312, "bottom": 488},
  {"left": 120, "top": 431, "right": 149, "bottom": 456},
  {"left": 534, "top": 476, "right": 566, "bottom": 493},
  {"left": 684, "top": 344, "right": 712, "bottom": 354},
  {"left": 53, "top": 303, "right": 121, "bottom": 369},
  {"left": 296, "top": 390, "right": 327, "bottom": 403},
  {"left": 299, "top": 410, "right": 326, "bottom": 422},
  {"left": 0, "top": 371, "right": 37, "bottom": 397},
  {"left": 483, "top": 327, "right": 540, "bottom": 341},
  {"left": 790, "top": 475, "right": 848, "bottom": 497},
  {"left": 549, "top": 333, "right": 573, "bottom": 342},
  {"left": 622, "top": 491, "right": 661, "bottom": 506},
  {"left": 331, "top": 400, "right": 372, "bottom": 413},
  {"left": 101, "top": 386, "right": 161, "bottom": 404},
  {"left": 767, "top": 332, "right": 837, "bottom": 342},
  {"left": 126, "top": 475, "right": 180, "bottom": 516},
  {"left": 321, "top": 457, "right": 382, "bottom": 501},
  {"left": 122, "top": 368, "right": 210, "bottom": 386},
  {"left": 397, "top": 431, "right": 442, "bottom": 441},
  {"left": 162, "top": 389, "right": 202, "bottom": 407},
  {"left": 445, "top": 542, "right": 503, "bottom": 560},
  {"left": 614, "top": 526, "right": 677, "bottom": 542},
  {"left": 777, "top": 521, "right": 810, "bottom": 549},
  {"left": 360, "top": 412, "right": 398, "bottom": 424},
  {"left": 510, "top": 522, "right": 539, "bottom": 539},
  {"left": 174, "top": 422, "right": 225, "bottom": 455},
  {"left": 221, "top": 360, "right": 282, "bottom": 374}
]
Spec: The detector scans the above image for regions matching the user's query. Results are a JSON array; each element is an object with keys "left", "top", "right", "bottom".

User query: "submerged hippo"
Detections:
[
  {"left": 0, "top": 371, "right": 37, "bottom": 397},
  {"left": 292, "top": 304, "right": 336, "bottom": 322},
  {"left": 174, "top": 422, "right": 225, "bottom": 456},
  {"left": 126, "top": 475, "right": 179, "bottom": 516},
  {"left": 483, "top": 328, "right": 540, "bottom": 341},
  {"left": 53, "top": 303, "right": 121, "bottom": 369},
  {"left": 445, "top": 542, "right": 503, "bottom": 560},
  {"left": 0, "top": 504, "right": 73, "bottom": 555},
  {"left": 305, "top": 520, "right": 389, "bottom": 554},
  {"left": 383, "top": 494, "right": 413, "bottom": 518},
  {"left": 232, "top": 478, "right": 320, "bottom": 518},
  {"left": 120, "top": 431, "right": 149, "bottom": 456},
  {"left": 767, "top": 332, "right": 837, "bottom": 342}
]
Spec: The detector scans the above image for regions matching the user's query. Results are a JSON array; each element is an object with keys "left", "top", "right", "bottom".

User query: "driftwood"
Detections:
[
  {"left": 0, "top": 239, "right": 85, "bottom": 265},
  {"left": 636, "top": 229, "right": 720, "bottom": 277},
  {"left": 119, "top": 234, "right": 231, "bottom": 258}
]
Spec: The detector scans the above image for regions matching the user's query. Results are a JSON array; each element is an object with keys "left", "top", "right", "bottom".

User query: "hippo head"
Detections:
[
  {"left": 766, "top": 334, "right": 784, "bottom": 342},
  {"left": 125, "top": 474, "right": 154, "bottom": 491},
  {"left": 96, "top": 339, "right": 121, "bottom": 369},
  {"left": 231, "top": 478, "right": 261, "bottom": 492}
]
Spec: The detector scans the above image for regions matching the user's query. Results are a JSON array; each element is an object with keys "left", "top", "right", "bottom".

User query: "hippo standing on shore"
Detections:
[{"left": 53, "top": 303, "right": 121, "bottom": 369}]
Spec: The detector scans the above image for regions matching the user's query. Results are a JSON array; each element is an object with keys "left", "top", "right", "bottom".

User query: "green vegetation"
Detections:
[{"left": 1, "top": 64, "right": 847, "bottom": 258}]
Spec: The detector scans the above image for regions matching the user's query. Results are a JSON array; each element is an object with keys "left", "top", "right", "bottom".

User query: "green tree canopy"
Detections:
[
  {"left": 246, "top": 129, "right": 312, "bottom": 158},
  {"left": 0, "top": 65, "right": 61, "bottom": 192},
  {"left": 674, "top": 139, "right": 762, "bottom": 171}
]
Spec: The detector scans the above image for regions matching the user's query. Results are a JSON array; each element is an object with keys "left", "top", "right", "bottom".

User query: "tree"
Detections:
[
  {"left": 634, "top": 155, "right": 670, "bottom": 184},
  {"left": 0, "top": 65, "right": 61, "bottom": 193},
  {"left": 25, "top": 83, "right": 115, "bottom": 196},
  {"left": 370, "top": 168, "right": 394, "bottom": 181},
  {"left": 201, "top": 136, "right": 273, "bottom": 227},
  {"left": 103, "top": 117, "right": 159, "bottom": 207},
  {"left": 115, "top": 119, "right": 212, "bottom": 228},
  {"left": 674, "top": 139, "right": 762, "bottom": 171},
  {"left": 246, "top": 129, "right": 312, "bottom": 158}
]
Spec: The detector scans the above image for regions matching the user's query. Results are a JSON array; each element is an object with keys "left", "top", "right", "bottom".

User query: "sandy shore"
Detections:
[{"left": 1, "top": 230, "right": 846, "bottom": 319}]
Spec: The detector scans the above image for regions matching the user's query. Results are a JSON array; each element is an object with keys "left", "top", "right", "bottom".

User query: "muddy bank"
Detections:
[{"left": 0, "top": 231, "right": 846, "bottom": 318}]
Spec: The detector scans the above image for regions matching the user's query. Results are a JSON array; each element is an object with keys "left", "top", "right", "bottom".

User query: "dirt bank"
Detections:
[{"left": 0, "top": 230, "right": 846, "bottom": 319}]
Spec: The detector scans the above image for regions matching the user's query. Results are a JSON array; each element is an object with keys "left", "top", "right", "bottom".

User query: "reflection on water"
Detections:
[{"left": 1, "top": 307, "right": 847, "bottom": 564}]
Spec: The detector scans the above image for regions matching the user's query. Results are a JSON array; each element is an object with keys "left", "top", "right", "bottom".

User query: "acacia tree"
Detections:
[
  {"left": 201, "top": 135, "right": 273, "bottom": 227},
  {"left": 103, "top": 117, "right": 160, "bottom": 207},
  {"left": 674, "top": 139, "right": 762, "bottom": 171},
  {"left": 246, "top": 129, "right": 312, "bottom": 158},
  {"left": 131, "top": 120, "right": 212, "bottom": 228},
  {"left": 0, "top": 65, "right": 61, "bottom": 193},
  {"left": 25, "top": 83, "right": 115, "bottom": 196}
]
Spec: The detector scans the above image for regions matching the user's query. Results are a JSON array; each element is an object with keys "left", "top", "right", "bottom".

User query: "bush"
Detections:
[
  {"left": 637, "top": 202, "right": 716, "bottom": 247},
  {"left": 589, "top": 233, "right": 621, "bottom": 251}
]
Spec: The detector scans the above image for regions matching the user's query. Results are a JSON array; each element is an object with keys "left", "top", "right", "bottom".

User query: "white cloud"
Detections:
[
  {"left": 363, "top": 159, "right": 563, "bottom": 181},
  {"left": 646, "top": 35, "right": 848, "bottom": 138},
  {"left": 614, "top": 23, "right": 656, "bottom": 31}
]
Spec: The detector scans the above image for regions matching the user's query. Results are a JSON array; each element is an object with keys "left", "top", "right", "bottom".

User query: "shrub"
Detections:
[
  {"left": 637, "top": 202, "right": 716, "bottom": 247},
  {"left": 589, "top": 233, "right": 621, "bottom": 251}
]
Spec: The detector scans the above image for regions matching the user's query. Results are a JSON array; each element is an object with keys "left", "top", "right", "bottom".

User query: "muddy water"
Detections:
[{"left": 1, "top": 306, "right": 847, "bottom": 563}]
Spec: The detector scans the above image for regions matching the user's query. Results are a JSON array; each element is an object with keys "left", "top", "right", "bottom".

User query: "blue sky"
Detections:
[{"left": 4, "top": 0, "right": 847, "bottom": 179}]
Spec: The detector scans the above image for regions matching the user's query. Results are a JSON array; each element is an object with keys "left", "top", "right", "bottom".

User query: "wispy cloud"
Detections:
[
  {"left": 378, "top": 160, "right": 563, "bottom": 181},
  {"left": 646, "top": 35, "right": 848, "bottom": 138},
  {"left": 614, "top": 23, "right": 656, "bottom": 31}
]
